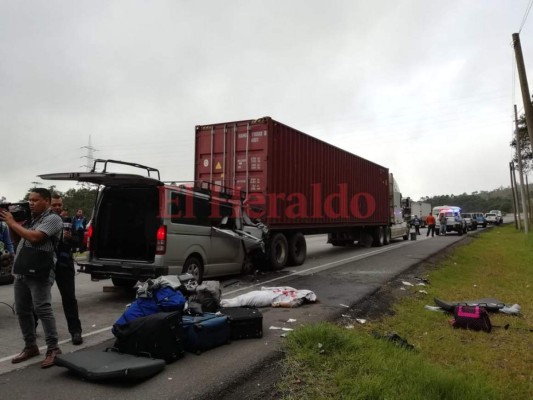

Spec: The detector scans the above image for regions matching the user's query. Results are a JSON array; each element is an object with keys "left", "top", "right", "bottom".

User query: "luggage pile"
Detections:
[{"left": 55, "top": 275, "right": 264, "bottom": 381}]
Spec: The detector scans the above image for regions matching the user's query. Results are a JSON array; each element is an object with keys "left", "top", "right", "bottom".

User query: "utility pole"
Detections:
[
  {"left": 526, "top": 175, "right": 531, "bottom": 222},
  {"left": 514, "top": 105, "right": 529, "bottom": 233},
  {"left": 510, "top": 162, "right": 520, "bottom": 229},
  {"left": 512, "top": 33, "right": 533, "bottom": 155}
]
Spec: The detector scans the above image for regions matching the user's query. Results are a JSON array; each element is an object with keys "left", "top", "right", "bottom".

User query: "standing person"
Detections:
[
  {"left": 413, "top": 215, "right": 421, "bottom": 235},
  {"left": 0, "top": 219, "right": 15, "bottom": 254},
  {"left": 51, "top": 195, "right": 83, "bottom": 345},
  {"left": 426, "top": 214, "right": 436, "bottom": 237},
  {"left": 0, "top": 188, "right": 63, "bottom": 368},
  {"left": 0, "top": 219, "right": 15, "bottom": 284},
  {"left": 439, "top": 212, "right": 447, "bottom": 236},
  {"left": 72, "top": 209, "right": 87, "bottom": 252}
]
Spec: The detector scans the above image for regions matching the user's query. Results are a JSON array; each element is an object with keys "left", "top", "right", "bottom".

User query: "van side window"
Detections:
[{"left": 170, "top": 191, "right": 210, "bottom": 226}]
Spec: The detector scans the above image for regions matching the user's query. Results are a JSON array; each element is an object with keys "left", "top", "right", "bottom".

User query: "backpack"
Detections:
[{"left": 451, "top": 305, "right": 492, "bottom": 333}]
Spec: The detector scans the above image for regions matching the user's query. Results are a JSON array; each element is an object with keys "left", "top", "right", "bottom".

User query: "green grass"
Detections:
[{"left": 278, "top": 225, "right": 533, "bottom": 399}]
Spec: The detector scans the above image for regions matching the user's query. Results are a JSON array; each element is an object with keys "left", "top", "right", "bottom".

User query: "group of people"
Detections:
[
  {"left": 411, "top": 213, "right": 448, "bottom": 237},
  {"left": 0, "top": 189, "right": 88, "bottom": 368}
]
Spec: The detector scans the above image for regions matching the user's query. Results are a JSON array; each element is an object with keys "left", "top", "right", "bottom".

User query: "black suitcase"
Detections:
[
  {"left": 113, "top": 311, "right": 185, "bottom": 363},
  {"left": 220, "top": 306, "right": 263, "bottom": 340},
  {"left": 55, "top": 349, "right": 165, "bottom": 381}
]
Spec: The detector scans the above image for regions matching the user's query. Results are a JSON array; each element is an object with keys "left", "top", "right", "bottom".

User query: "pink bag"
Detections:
[{"left": 451, "top": 305, "right": 492, "bottom": 332}]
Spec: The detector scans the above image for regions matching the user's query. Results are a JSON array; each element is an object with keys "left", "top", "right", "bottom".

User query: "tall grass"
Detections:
[{"left": 279, "top": 225, "right": 532, "bottom": 399}]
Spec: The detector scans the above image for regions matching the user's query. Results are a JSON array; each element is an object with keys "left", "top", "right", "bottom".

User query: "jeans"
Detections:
[
  {"left": 427, "top": 224, "right": 435, "bottom": 237},
  {"left": 440, "top": 225, "right": 447, "bottom": 235},
  {"left": 14, "top": 275, "right": 59, "bottom": 350}
]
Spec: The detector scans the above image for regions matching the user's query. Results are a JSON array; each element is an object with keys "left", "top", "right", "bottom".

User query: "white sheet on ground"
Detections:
[{"left": 220, "top": 286, "right": 317, "bottom": 308}]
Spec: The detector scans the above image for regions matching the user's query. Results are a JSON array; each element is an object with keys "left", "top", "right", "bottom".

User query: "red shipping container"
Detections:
[{"left": 195, "top": 117, "right": 390, "bottom": 230}]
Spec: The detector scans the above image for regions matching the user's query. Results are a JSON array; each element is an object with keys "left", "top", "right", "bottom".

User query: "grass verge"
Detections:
[{"left": 278, "top": 225, "right": 533, "bottom": 399}]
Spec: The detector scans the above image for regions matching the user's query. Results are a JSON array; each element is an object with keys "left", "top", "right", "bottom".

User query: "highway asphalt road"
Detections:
[{"left": 0, "top": 225, "right": 495, "bottom": 399}]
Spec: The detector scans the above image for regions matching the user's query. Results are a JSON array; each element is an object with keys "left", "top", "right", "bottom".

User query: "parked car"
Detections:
[
  {"left": 472, "top": 212, "right": 487, "bottom": 228},
  {"left": 489, "top": 210, "right": 503, "bottom": 225},
  {"left": 40, "top": 159, "right": 265, "bottom": 286},
  {"left": 461, "top": 213, "right": 477, "bottom": 231},
  {"left": 485, "top": 213, "right": 498, "bottom": 225}
]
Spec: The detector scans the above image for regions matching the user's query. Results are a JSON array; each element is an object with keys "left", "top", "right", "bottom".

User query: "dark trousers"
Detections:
[
  {"left": 76, "top": 229, "right": 85, "bottom": 252},
  {"left": 427, "top": 224, "right": 435, "bottom": 237},
  {"left": 55, "top": 262, "right": 82, "bottom": 334},
  {"left": 415, "top": 225, "right": 420, "bottom": 235}
]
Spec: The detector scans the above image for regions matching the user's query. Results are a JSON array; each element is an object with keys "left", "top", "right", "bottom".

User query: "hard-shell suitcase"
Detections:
[
  {"left": 113, "top": 311, "right": 185, "bottom": 363},
  {"left": 181, "top": 312, "right": 231, "bottom": 354},
  {"left": 55, "top": 349, "right": 165, "bottom": 381},
  {"left": 220, "top": 306, "right": 263, "bottom": 340}
]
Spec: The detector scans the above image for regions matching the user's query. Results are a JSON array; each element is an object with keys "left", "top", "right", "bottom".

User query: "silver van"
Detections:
[{"left": 40, "top": 159, "right": 264, "bottom": 286}]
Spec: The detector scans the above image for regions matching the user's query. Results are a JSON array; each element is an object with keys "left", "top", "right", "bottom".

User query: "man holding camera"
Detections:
[
  {"left": 0, "top": 188, "right": 63, "bottom": 368},
  {"left": 51, "top": 194, "right": 83, "bottom": 345}
]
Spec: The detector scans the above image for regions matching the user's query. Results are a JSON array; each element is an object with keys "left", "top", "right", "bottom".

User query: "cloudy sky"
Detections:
[{"left": 1, "top": 0, "right": 532, "bottom": 203}]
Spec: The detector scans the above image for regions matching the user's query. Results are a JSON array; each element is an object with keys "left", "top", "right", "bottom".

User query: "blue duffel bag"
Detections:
[{"left": 113, "top": 286, "right": 186, "bottom": 330}]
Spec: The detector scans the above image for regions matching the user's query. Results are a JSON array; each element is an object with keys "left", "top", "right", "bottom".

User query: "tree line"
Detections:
[
  {"left": 22, "top": 185, "right": 98, "bottom": 219},
  {"left": 418, "top": 186, "right": 523, "bottom": 214}
]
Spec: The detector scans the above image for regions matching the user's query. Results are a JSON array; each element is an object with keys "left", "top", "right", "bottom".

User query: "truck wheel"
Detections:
[
  {"left": 111, "top": 277, "right": 136, "bottom": 288},
  {"left": 373, "top": 227, "right": 385, "bottom": 247},
  {"left": 183, "top": 255, "right": 204, "bottom": 284},
  {"left": 383, "top": 227, "right": 391, "bottom": 245},
  {"left": 269, "top": 233, "right": 288, "bottom": 270},
  {"left": 288, "top": 233, "right": 306, "bottom": 266},
  {"left": 458, "top": 226, "right": 463, "bottom": 236},
  {"left": 435, "top": 228, "right": 440, "bottom": 235}
]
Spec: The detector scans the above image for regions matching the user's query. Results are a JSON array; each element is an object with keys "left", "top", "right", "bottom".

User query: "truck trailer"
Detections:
[
  {"left": 409, "top": 201, "right": 432, "bottom": 227},
  {"left": 195, "top": 117, "right": 410, "bottom": 270}
]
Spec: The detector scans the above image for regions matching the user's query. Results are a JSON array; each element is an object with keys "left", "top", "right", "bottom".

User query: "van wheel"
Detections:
[
  {"left": 111, "top": 277, "right": 136, "bottom": 288},
  {"left": 183, "top": 256, "right": 204, "bottom": 284},
  {"left": 288, "top": 233, "right": 306, "bottom": 266},
  {"left": 269, "top": 233, "right": 288, "bottom": 271}
]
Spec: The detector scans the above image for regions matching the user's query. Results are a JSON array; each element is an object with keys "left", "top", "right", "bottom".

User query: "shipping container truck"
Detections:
[{"left": 195, "top": 117, "right": 410, "bottom": 270}]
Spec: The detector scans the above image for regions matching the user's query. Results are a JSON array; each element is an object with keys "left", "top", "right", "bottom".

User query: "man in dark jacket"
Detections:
[{"left": 51, "top": 194, "right": 83, "bottom": 345}]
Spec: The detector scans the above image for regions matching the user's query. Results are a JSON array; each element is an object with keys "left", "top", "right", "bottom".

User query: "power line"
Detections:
[{"left": 518, "top": 0, "right": 533, "bottom": 33}]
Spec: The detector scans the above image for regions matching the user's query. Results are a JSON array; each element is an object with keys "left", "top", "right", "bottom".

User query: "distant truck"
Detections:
[
  {"left": 194, "top": 117, "right": 411, "bottom": 270},
  {"left": 409, "top": 201, "right": 432, "bottom": 227}
]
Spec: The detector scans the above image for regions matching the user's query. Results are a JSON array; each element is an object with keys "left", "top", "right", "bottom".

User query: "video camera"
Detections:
[{"left": 0, "top": 202, "right": 31, "bottom": 223}]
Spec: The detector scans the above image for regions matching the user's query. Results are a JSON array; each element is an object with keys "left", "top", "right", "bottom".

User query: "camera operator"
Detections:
[
  {"left": 50, "top": 194, "right": 83, "bottom": 345},
  {"left": 0, "top": 188, "right": 62, "bottom": 368}
]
